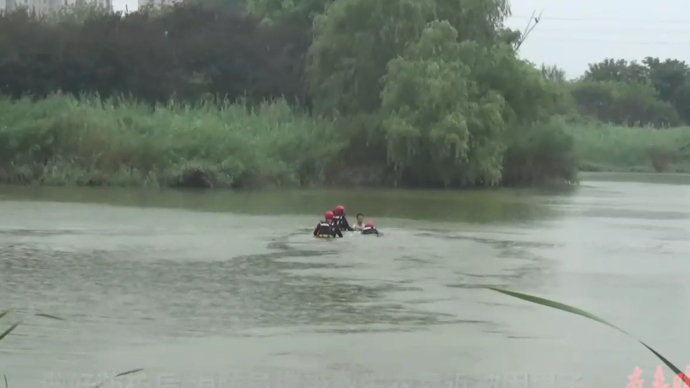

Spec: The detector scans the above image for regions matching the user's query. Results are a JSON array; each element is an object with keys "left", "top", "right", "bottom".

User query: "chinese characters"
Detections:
[{"left": 627, "top": 366, "right": 690, "bottom": 388}]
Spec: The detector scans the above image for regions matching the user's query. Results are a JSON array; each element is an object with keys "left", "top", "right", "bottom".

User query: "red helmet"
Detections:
[
  {"left": 334, "top": 205, "right": 345, "bottom": 215},
  {"left": 365, "top": 222, "right": 374, "bottom": 228},
  {"left": 325, "top": 211, "right": 334, "bottom": 220}
]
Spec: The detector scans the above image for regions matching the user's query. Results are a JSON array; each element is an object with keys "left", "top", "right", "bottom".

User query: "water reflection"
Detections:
[{"left": 0, "top": 183, "right": 576, "bottom": 224}]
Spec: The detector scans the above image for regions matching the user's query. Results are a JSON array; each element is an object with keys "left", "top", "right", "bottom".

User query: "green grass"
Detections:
[
  {"left": 569, "top": 123, "right": 690, "bottom": 173},
  {"left": 0, "top": 93, "right": 342, "bottom": 188},
  {"left": 4, "top": 93, "right": 690, "bottom": 189}
]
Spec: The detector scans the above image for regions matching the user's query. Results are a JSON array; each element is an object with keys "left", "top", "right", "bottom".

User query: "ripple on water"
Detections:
[{"left": 0, "top": 232, "right": 476, "bottom": 349}]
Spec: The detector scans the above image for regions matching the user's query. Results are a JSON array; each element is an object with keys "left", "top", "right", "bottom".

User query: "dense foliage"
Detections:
[
  {"left": 567, "top": 58, "right": 690, "bottom": 127},
  {"left": 0, "top": 94, "right": 337, "bottom": 188},
  {"left": 0, "top": 0, "right": 687, "bottom": 188}
]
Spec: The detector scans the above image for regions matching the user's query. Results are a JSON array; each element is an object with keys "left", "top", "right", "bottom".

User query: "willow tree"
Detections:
[
  {"left": 380, "top": 21, "right": 510, "bottom": 186},
  {"left": 306, "top": 0, "right": 434, "bottom": 117},
  {"left": 246, "top": 0, "right": 332, "bottom": 27},
  {"left": 380, "top": 19, "right": 568, "bottom": 187},
  {"left": 306, "top": 0, "right": 514, "bottom": 116}
]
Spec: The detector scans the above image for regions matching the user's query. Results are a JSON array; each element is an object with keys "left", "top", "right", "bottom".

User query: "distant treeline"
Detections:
[
  {"left": 0, "top": 0, "right": 688, "bottom": 189},
  {"left": 0, "top": 4, "right": 310, "bottom": 107},
  {"left": 545, "top": 58, "right": 690, "bottom": 127},
  {"left": 1, "top": 4, "right": 688, "bottom": 129}
]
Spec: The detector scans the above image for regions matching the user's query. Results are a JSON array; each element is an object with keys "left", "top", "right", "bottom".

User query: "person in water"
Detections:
[
  {"left": 361, "top": 221, "right": 381, "bottom": 236},
  {"left": 353, "top": 213, "right": 365, "bottom": 231},
  {"left": 313, "top": 211, "right": 343, "bottom": 238},
  {"left": 332, "top": 205, "right": 354, "bottom": 232}
]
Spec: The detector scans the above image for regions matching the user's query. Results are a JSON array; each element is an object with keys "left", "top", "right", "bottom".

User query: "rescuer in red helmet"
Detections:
[
  {"left": 313, "top": 210, "right": 343, "bottom": 238},
  {"left": 331, "top": 205, "right": 354, "bottom": 232},
  {"left": 361, "top": 221, "right": 381, "bottom": 236}
]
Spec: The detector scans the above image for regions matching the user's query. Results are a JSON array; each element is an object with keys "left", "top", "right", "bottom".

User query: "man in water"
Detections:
[
  {"left": 313, "top": 211, "right": 343, "bottom": 238},
  {"left": 332, "top": 205, "right": 354, "bottom": 232},
  {"left": 362, "top": 221, "right": 381, "bottom": 236},
  {"left": 353, "top": 213, "right": 365, "bottom": 231}
]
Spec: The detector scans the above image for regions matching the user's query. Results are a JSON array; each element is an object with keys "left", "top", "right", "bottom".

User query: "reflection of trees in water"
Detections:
[{"left": 0, "top": 184, "right": 576, "bottom": 225}]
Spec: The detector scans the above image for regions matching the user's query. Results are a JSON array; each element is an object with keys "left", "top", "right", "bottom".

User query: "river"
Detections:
[{"left": 0, "top": 172, "right": 689, "bottom": 388}]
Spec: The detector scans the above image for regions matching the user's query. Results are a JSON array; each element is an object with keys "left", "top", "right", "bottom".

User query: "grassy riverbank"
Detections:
[
  {"left": 0, "top": 94, "right": 340, "bottom": 188},
  {"left": 1, "top": 94, "right": 689, "bottom": 189},
  {"left": 570, "top": 124, "right": 690, "bottom": 173}
]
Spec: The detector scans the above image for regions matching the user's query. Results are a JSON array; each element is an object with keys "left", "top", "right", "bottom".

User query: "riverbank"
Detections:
[
  {"left": 1, "top": 94, "right": 688, "bottom": 189},
  {"left": 570, "top": 123, "right": 690, "bottom": 173},
  {"left": 0, "top": 93, "right": 575, "bottom": 189},
  {"left": 0, "top": 94, "right": 340, "bottom": 189}
]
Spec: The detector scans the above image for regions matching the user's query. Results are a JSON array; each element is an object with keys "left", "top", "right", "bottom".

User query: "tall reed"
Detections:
[
  {"left": 0, "top": 93, "right": 342, "bottom": 188},
  {"left": 569, "top": 123, "right": 690, "bottom": 172}
]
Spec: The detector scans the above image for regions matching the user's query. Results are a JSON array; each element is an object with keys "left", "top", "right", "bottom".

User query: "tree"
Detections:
[
  {"left": 380, "top": 21, "right": 506, "bottom": 186},
  {"left": 306, "top": 0, "right": 517, "bottom": 118},
  {"left": 642, "top": 57, "right": 690, "bottom": 122},
  {"left": 570, "top": 80, "right": 679, "bottom": 127},
  {"left": 0, "top": 0, "right": 585, "bottom": 188},
  {"left": 540, "top": 64, "right": 567, "bottom": 83},
  {"left": 574, "top": 57, "right": 689, "bottom": 126},
  {"left": 307, "top": 0, "right": 573, "bottom": 186},
  {"left": 584, "top": 58, "right": 648, "bottom": 84},
  {"left": 307, "top": 0, "right": 434, "bottom": 118},
  {"left": 0, "top": 3, "right": 309, "bottom": 106},
  {"left": 246, "top": 0, "right": 331, "bottom": 26},
  {"left": 184, "top": 0, "right": 246, "bottom": 11}
]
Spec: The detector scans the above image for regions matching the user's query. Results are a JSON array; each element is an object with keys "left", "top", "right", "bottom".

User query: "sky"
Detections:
[{"left": 110, "top": 0, "right": 690, "bottom": 79}]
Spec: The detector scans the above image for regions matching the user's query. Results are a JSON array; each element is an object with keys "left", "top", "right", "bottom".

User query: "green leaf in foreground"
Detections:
[
  {"left": 34, "top": 313, "right": 65, "bottom": 320},
  {"left": 488, "top": 287, "right": 689, "bottom": 387},
  {"left": 0, "top": 312, "right": 64, "bottom": 343},
  {"left": 92, "top": 368, "right": 145, "bottom": 388},
  {"left": 0, "top": 321, "right": 22, "bottom": 342}
]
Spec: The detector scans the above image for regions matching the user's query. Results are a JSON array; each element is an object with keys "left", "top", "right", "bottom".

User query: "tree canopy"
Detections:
[{"left": 0, "top": 0, "right": 686, "bottom": 188}]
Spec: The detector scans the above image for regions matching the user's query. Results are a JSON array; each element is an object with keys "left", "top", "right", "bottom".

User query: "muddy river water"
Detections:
[{"left": 0, "top": 172, "right": 689, "bottom": 388}]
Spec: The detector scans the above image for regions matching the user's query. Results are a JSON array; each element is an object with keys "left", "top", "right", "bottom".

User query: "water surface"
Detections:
[{"left": 1, "top": 172, "right": 689, "bottom": 388}]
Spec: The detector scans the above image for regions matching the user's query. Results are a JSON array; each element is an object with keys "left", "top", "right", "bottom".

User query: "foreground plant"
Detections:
[
  {"left": 0, "top": 309, "right": 144, "bottom": 388},
  {"left": 91, "top": 369, "right": 145, "bottom": 388},
  {"left": 0, "top": 309, "right": 64, "bottom": 342},
  {"left": 488, "top": 288, "right": 690, "bottom": 387}
]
